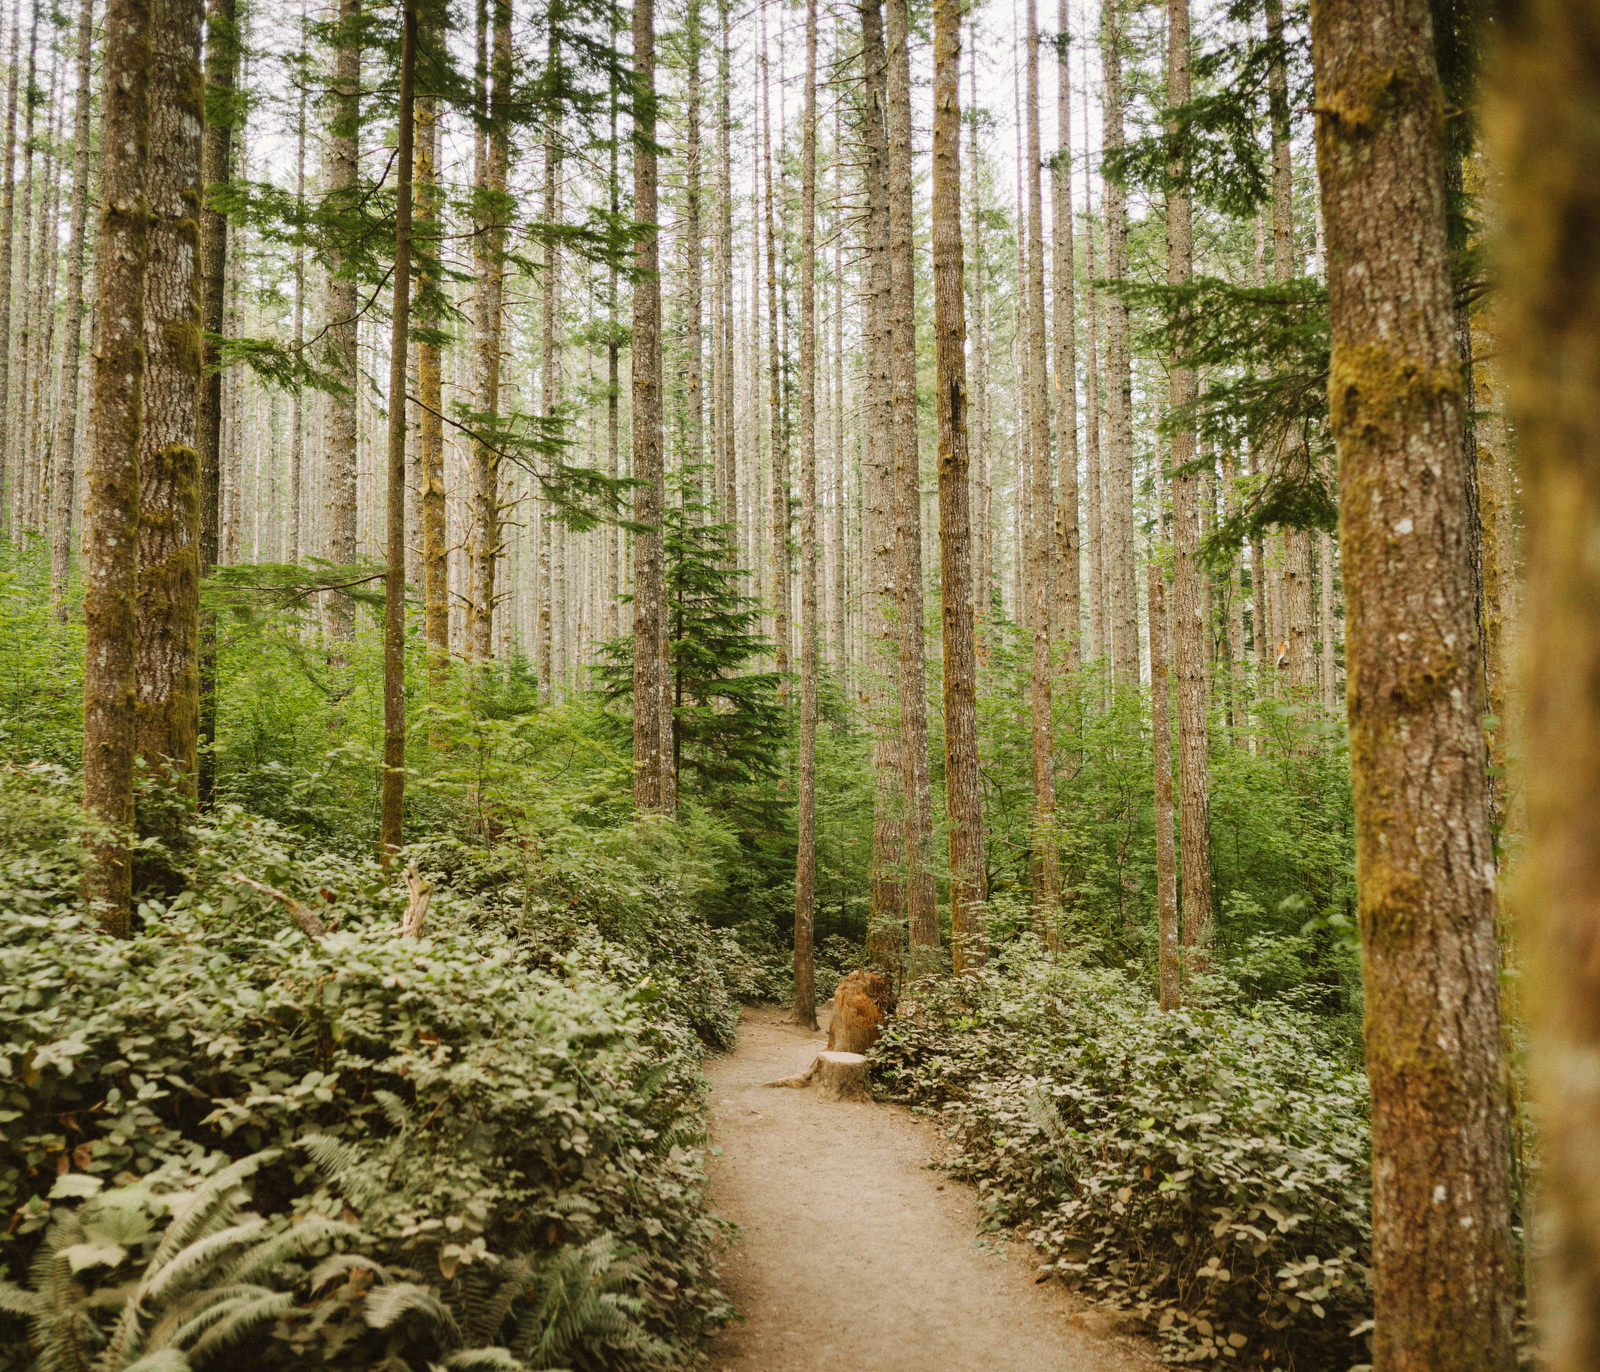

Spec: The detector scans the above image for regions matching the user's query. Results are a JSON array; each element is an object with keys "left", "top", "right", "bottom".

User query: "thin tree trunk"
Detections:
[
  {"left": 886, "top": 0, "right": 938, "bottom": 972},
  {"left": 134, "top": 0, "right": 204, "bottom": 808},
  {"left": 323, "top": 0, "right": 360, "bottom": 643},
  {"left": 1052, "top": 4, "right": 1078, "bottom": 672},
  {"left": 934, "top": 0, "right": 985, "bottom": 973},
  {"left": 1312, "top": 0, "right": 1515, "bottom": 1364},
  {"left": 1083, "top": 49, "right": 1104, "bottom": 666},
  {"left": 379, "top": 0, "right": 416, "bottom": 863},
  {"left": 417, "top": 90, "right": 447, "bottom": 683},
  {"left": 8, "top": 0, "right": 38, "bottom": 533},
  {"left": 83, "top": 0, "right": 153, "bottom": 932},
  {"left": 860, "top": 0, "right": 904, "bottom": 976},
  {"left": 966, "top": 34, "right": 990, "bottom": 637},
  {"left": 1024, "top": 0, "right": 1058, "bottom": 936},
  {"left": 631, "top": 0, "right": 671, "bottom": 814},
  {"left": 287, "top": 0, "right": 305, "bottom": 562},
  {"left": 1150, "top": 518, "right": 1178, "bottom": 1009},
  {"left": 1101, "top": 0, "right": 1137, "bottom": 685},
  {"left": 792, "top": 0, "right": 819, "bottom": 1029},
  {"left": 761, "top": 0, "right": 788, "bottom": 682},
  {"left": 1490, "top": 7, "right": 1600, "bottom": 1366},
  {"left": 49, "top": 0, "right": 94, "bottom": 619},
  {"left": 604, "top": 16, "right": 621, "bottom": 643},
  {"left": 685, "top": 0, "right": 704, "bottom": 513},
  {"left": 468, "top": 0, "right": 509, "bottom": 661},
  {"left": 1166, "top": 0, "right": 1211, "bottom": 964},
  {"left": 537, "top": 16, "right": 562, "bottom": 693},
  {"left": 0, "top": 0, "right": 17, "bottom": 538}
]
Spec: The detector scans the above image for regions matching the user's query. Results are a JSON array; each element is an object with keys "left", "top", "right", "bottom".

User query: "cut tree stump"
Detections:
[{"left": 763, "top": 1051, "right": 871, "bottom": 1102}]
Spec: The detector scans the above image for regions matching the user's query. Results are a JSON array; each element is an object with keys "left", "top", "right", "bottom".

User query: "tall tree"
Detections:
[
  {"left": 1166, "top": 0, "right": 1211, "bottom": 963},
  {"left": 1052, "top": 7, "right": 1078, "bottom": 672},
  {"left": 859, "top": 0, "right": 905, "bottom": 975},
  {"left": 1024, "top": 0, "right": 1057, "bottom": 934},
  {"left": 134, "top": 0, "right": 205, "bottom": 806},
  {"left": 933, "top": 0, "right": 985, "bottom": 973},
  {"left": 1101, "top": 0, "right": 1136, "bottom": 684},
  {"left": 631, "top": 0, "right": 672, "bottom": 815},
  {"left": 416, "top": 68, "right": 448, "bottom": 680},
  {"left": 468, "top": 0, "right": 510, "bottom": 661},
  {"left": 83, "top": 0, "right": 154, "bottom": 931},
  {"left": 49, "top": 0, "right": 94, "bottom": 620},
  {"left": 537, "top": 10, "right": 563, "bottom": 692},
  {"left": 792, "top": 0, "right": 819, "bottom": 1029},
  {"left": 1488, "top": 4, "right": 1600, "bottom": 1366},
  {"left": 885, "top": 0, "right": 938, "bottom": 971},
  {"left": 323, "top": 0, "right": 361, "bottom": 642},
  {"left": 1150, "top": 491, "right": 1178, "bottom": 1008},
  {"left": 1312, "top": 0, "right": 1515, "bottom": 1365},
  {"left": 0, "top": 0, "right": 17, "bottom": 539},
  {"left": 196, "top": 0, "right": 239, "bottom": 803},
  {"left": 967, "top": 31, "right": 991, "bottom": 633},
  {"left": 760, "top": 0, "right": 787, "bottom": 680},
  {"left": 379, "top": 0, "right": 417, "bottom": 863}
]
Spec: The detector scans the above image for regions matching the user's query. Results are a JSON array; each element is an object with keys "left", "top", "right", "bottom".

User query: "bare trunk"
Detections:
[
  {"left": 934, "top": 0, "right": 985, "bottom": 973},
  {"left": 134, "top": 0, "right": 205, "bottom": 806},
  {"left": 1052, "top": 4, "right": 1079, "bottom": 671},
  {"left": 1312, "top": 0, "right": 1515, "bottom": 1363},
  {"left": 379, "top": 0, "right": 416, "bottom": 862},
  {"left": 886, "top": 0, "right": 938, "bottom": 972},
  {"left": 793, "top": 0, "right": 819, "bottom": 1028},
  {"left": 0, "top": 0, "right": 17, "bottom": 537},
  {"left": 1150, "top": 541, "right": 1178, "bottom": 1009},
  {"left": 1166, "top": 0, "right": 1211, "bottom": 963},
  {"left": 761, "top": 0, "right": 788, "bottom": 681},
  {"left": 1490, "top": 6, "right": 1600, "bottom": 1366},
  {"left": 417, "top": 93, "right": 447, "bottom": 682},
  {"left": 49, "top": 0, "right": 94, "bottom": 619},
  {"left": 83, "top": 0, "right": 153, "bottom": 931}
]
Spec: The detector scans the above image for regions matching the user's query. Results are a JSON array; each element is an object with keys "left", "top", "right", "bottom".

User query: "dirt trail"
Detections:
[{"left": 703, "top": 1005, "right": 1159, "bottom": 1372}]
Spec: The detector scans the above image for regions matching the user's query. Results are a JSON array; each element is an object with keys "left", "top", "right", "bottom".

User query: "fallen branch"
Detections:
[
  {"left": 399, "top": 863, "right": 432, "bottom": 938},
  {"left": 225, "top": 872, "right": 329, "bottom": 941}
]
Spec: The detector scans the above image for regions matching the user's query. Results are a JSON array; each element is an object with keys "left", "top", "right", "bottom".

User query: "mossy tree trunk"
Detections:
[
  {"left": 82, "top": 0, "right": 154, "bottom": 933},
  {"left": 1311, "top": 0, "right": 1515, "bottom": 1365},
  {"left": 134, "top": 0, "right": 205, "bottom": 815},
  {"left": 1488, "top": 4, "right": 1600, "bottom": 1366}
]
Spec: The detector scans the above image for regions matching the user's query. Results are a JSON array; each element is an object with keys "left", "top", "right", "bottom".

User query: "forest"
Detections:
[{"left": 1, "top": 0, "right": 1598, "bottom": 1365}]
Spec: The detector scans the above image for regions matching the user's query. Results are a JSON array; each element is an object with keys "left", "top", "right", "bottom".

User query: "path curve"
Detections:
[{"left": 703, "top": 1004, "right": 1160, "bottom": 1372}]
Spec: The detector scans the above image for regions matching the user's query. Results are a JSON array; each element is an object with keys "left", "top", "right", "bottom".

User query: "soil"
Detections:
[{"left": 703, "top": 1003, "right": 1161, "bottom": 1372}]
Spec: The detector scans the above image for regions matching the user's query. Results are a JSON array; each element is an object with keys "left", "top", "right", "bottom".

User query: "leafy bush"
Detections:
[
  {"left": 0, "top": 767, "right": 732, "bottom": 1370},
  {"left": 873, "top": 943, "right": 1371, "bottom": 1370}
]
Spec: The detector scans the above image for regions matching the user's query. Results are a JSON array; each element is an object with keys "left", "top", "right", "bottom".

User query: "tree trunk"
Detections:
[
  {"left": 1083, "top": 49, "right": 1105, "bottom": 667},
  {"left": 379, "top": 0, "right": 416, "bottom": 864},
  {"left": 631, "top": 0, "right": 671, "bottom": 815},
  {"left": 933, "top": 0, "right": 985, "bottom": 973},
  {"left": 83, "top": 0, "right": 153, "bottom": 932},
  {"left": 885, "top": 0, "right": 938, "bottom": 973},
  {"left": 966, "top": 36, "right": 990, "bottom": 637},
  {"left": 8, "top": 0, "right": 39, "bottom": 535},
  {"left": 323, "top": 0, "right": 360, "bottom": 642},
  {"left": 1489, "top": 6, "right": 1600, "bottom": 1366},
  {"left": 793, "top": 0, "right": 819, "bottom": 1030},
  {"left": 417, "top": 90, "right": 447, "bottom": 685},
  {"left": 49, "top": 0, "right": 94, "bottom": 620},
  {"left": 1150, "top": 536, "right": 1178, "bottom": 1009},
  {"left": 468, "top": 0, "right": 509, "bottom": 662},
  {"left": 0, "top": 0, "right": 17, "bottom": 539},
  {"left": 860, "top": 0, "right": 904, "bottom": 977},
  {"left": 1166, "top": 0, "right": 1211, "bottom": 964},
  {"left": 1101, "top": 0, "right": 1137, "bottom": 686},
  {"left": 537, "top": 18, "right": 562, "bottom": 695},
  {"left": 287, "top": 0, "right": 305, "bottom": 563},
  {"left": 1024, "top": 0, "right": 1058, "bottom": 937},
  {"left": 1312, "top": 0, "right": 1515, "bottom": 1364},
  {"left": 761, "top": 0, "right": 788, "bottom": 682},
  {"left": 1052, "top": 5, "right": 1079, "bottom": 672},
  {"left": 134, "top": 0, "right": 204, "bottom": 808}
]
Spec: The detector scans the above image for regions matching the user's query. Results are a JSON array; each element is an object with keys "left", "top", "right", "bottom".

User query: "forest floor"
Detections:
[{"left": 703, "top": 1003, "right": 1162, "bottom": 1372}]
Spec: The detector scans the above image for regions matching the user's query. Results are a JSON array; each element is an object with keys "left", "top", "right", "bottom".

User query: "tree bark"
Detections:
[
  {"left": 417, "top": 89, "right": 447, "bottom": 685},
  {"left": 49, "top": 0, "right": 94, "bottom": 620},
  {"left": 323, "top": 0, "right": 360, "bottom": 642},
  {"left": 1101, "top": 0, "right": 1137, "bottom": 686},
  {"left": 1489, "top": 5, "right": 1600, "bottom": 1367},
  {"left": 468, "top": 0, "right": 509, "bottom": 662},
  {"left": 537, "top": 17, "right": 562, "bottom": 694},
  {"left": 1052, "top": 6, "right": 1079, "bottom": 672},
  {"left": 966, "top": 36, "right": 990, "bottom": 638},
  {"left": 379, "top": 0, "right": 416, "bottom": 864},
  {"left": 83, "top": 0, "right": 153, "bottom": 932},
  {"left": 1150, "top": 536, "right": 1178, "bottom": 1009},
  {"left": 134, "top": 0, "right": 204, "bottom": 804},
  {"left": 1166, "top": 0, "right": 1212, "bottom": 963},
  {"left": 792, "top": 0, "right": 819, "bottom": 1030},
  {"left": 933, "top": 0, "right": 985, "bottom": 973},
  {"left": 0, "top": 0, "right": 18, "bottom": 539},
  {"left": 631, "top": 0, "right": 671, "bottom": 815},
  {"left": 885, "top": 0, "right": 938, "bottom": 973},
  {"left": 761, "top": 0, "right": 788, "bottom": 682},
  {"left": 1024, "top": 0, "right": 1058, "bottom": 937},
  {"left": 860, "top": 0, "right": 904, "bottom": 976},
  {"left": 1083, "top": 49, "right": 1105, "bottom": 667},
  {"left": 1312, "top": 0, "right": 1515, "bottom": 1364}
]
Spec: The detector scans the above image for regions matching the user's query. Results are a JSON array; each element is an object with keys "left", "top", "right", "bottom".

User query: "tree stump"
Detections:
[
  {"left": 764, "top": 1051, "right": 871, "bottom": 1102},
  {"left": 827, "top": 969, "right": 895, "bottom": 1055}
]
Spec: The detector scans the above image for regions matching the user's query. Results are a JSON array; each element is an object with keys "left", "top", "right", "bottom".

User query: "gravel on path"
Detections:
[{"left": 703, "top": 1004, "right": 1161, "bottom": 1372}]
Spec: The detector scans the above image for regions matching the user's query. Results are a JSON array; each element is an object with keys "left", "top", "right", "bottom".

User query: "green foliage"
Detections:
[{"left": 873, "top": 944, "right": 1372, "bottom": 1370}]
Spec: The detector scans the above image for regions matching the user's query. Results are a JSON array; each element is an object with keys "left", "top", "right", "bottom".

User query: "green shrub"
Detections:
[{"left": 873, "top": 943, "right": 1371, "bottom": 1370}]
